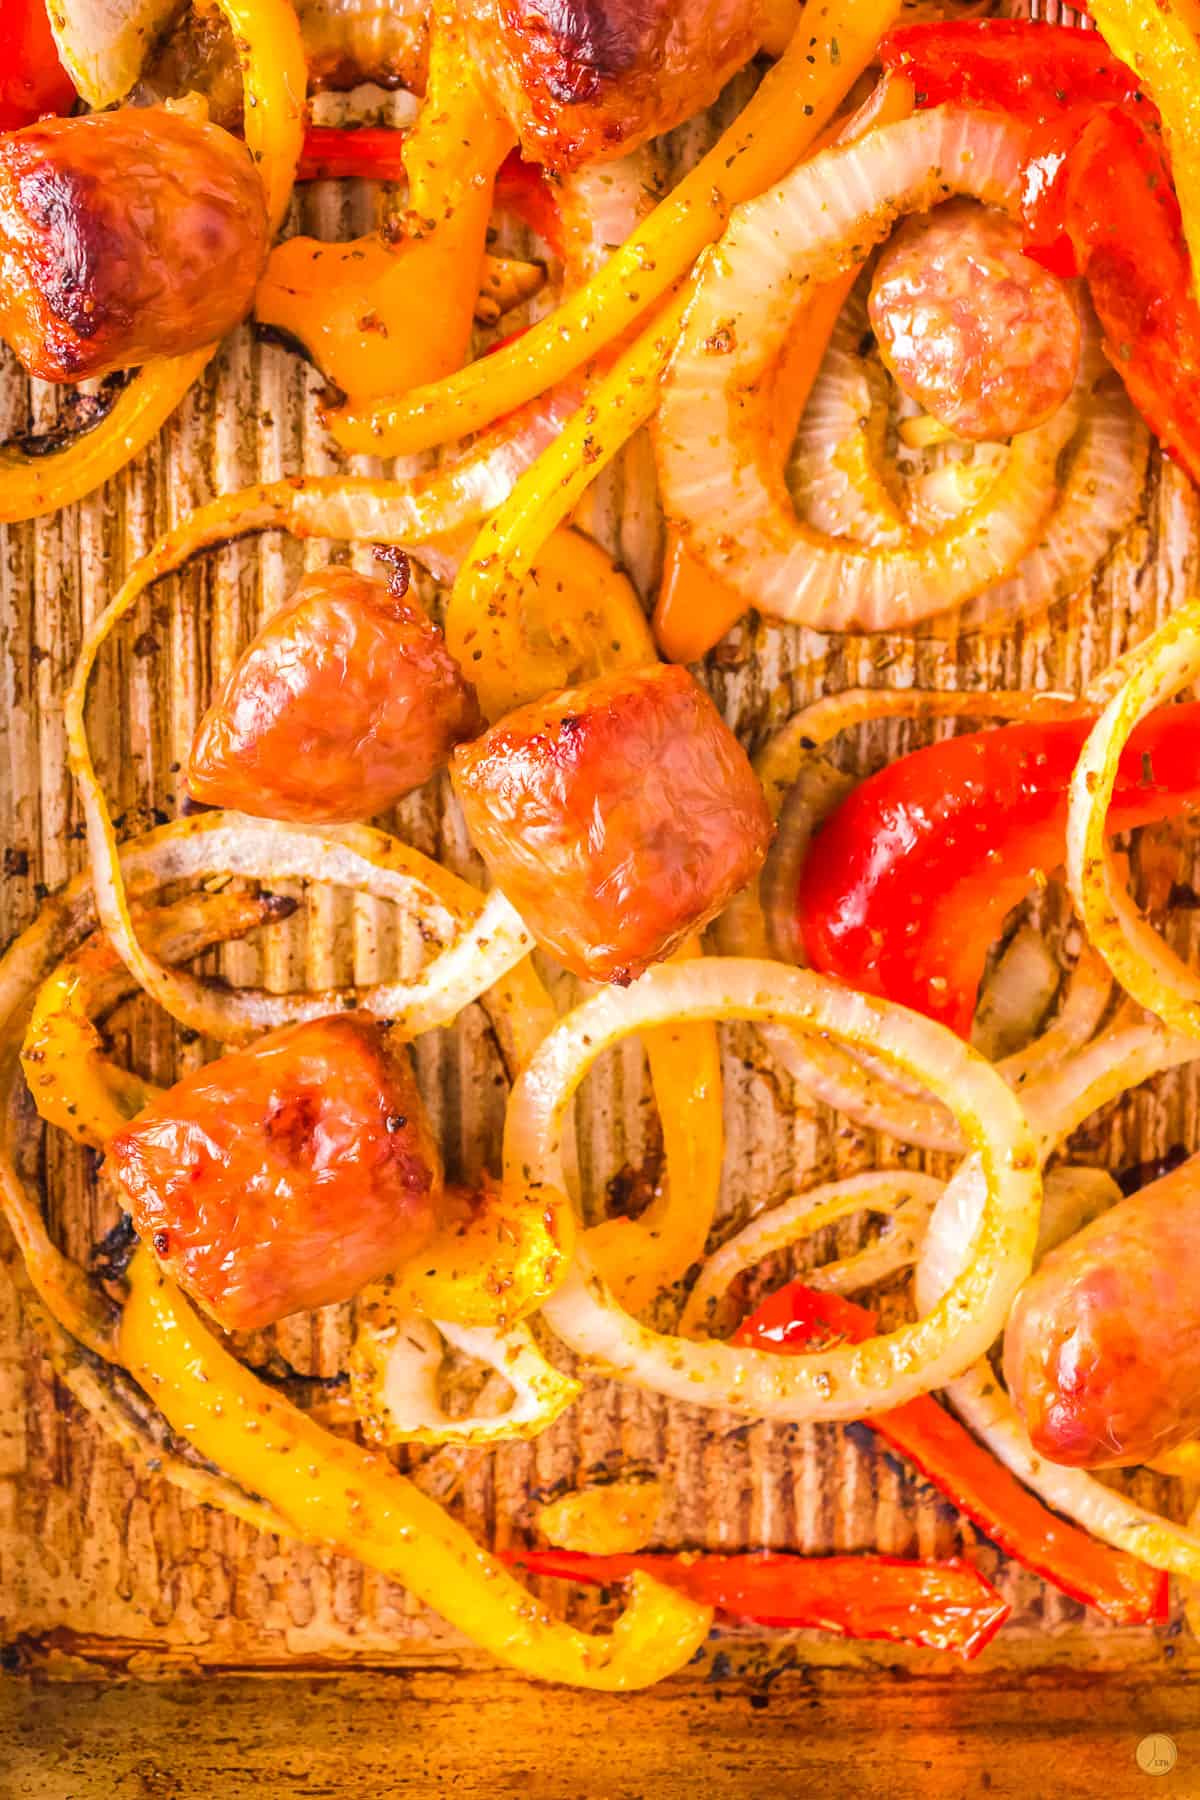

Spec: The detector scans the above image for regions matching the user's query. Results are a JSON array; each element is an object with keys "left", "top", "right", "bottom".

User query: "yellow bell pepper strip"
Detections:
[
  {"left": 327, "top": 0, "right": 903, "bottom": 457},
  {"left": 537, "top": 1479, "right": 664, "bottom": 1556},
  {"left": 445, "top": 289, "right": 687, "bottom": 701},
  {"left": 120, "top": 1249, "right": 712, "bottom": 1687},
  {"left": 21, "top": 888, "right": 294, "bottom": 1149},
  {"left": 585, "top": 940, "right": 724, "bottom": 1314},
  {"left": 1089, "top": 0, "right": 1200, "bottom": 300},
  {"left": 1149, "top": 1438, "right": 1200, "bottom": 1478},
  {"left": 0, "top": 0, "right": 304, "bottom": 525},
  {"left": 459, "top": 524, "right": 656, "bottom": 723},
  {"left": 257, "top": 8, "right": 514, "bottom": 399}
]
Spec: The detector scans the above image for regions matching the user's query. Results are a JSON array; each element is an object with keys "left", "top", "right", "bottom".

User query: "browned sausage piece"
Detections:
[
  {"left": 868, "top": 200, "right": 1082, "bottom": 441},
  {"left": 109, "top": 1015, "right": 444, "bottom": 1332},
  {"left": 464, "top": 0, "right": 764, "bottom": 172},
  {"left": 452, "top": 663, "right": 773, "bottom": 983},
  {"left": 0, "top": 106, "right": 268, "bottom": 382},
  {"left": 187, "top": 566, "right": 482, "bottom": 824},
  {"left": 1003, "top": 1153, "right": 1200, "bottom": 1468}
]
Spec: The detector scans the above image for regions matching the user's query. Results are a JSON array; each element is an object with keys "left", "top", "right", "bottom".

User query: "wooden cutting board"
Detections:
[{"left": 2, "top": 64, "right": 1200, "bottom": 1700}]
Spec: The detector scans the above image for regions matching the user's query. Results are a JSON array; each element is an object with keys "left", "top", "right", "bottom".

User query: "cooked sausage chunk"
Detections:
[
  {"left": 868, "top": 200, "right": 1081, "bottom": 441},
  {"left": 464, "top": 0, "right": 764, "bottom": 171},
  {"left": 0, "top": 106, "right": 268, "bottom": 382},
  {"left": 187, "top": 567, "right": 482, "bottom": 824},
  {"left": 109, "top": 1015, "right": 443, "bottom": 1332},
  {"left": 452, "top": 663, "right": 772, "bottom": 982},
  {"left": 1003, "top": 1154, "right": 1200, "bottom": 1468}
]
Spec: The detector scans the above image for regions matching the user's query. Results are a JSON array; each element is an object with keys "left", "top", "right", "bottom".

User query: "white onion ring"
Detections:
[
  {"left": 787, "top": 290, "right": 1147, "bottom": 632},
  {"left": 656, "top": 107, "right": 1079, "bottom": 631},
  {"left": 914, "top": 1012, "right": 1200, "bottom": 1582},
  {"left": 1067, "top": 599, "right": 1200, "bottom": 1038},
  {"left": 54, "top": 801, "right": 532, "bottom": 1045},
  {"left": 678, "top": 1171, "right": 945, "bottom": 1338},
  {"left": 717, "top": 688, "right": 1103, "bottom": 1153},
  {"left": 521, "top": 958, "right": 1039, "bottom": 1421}
]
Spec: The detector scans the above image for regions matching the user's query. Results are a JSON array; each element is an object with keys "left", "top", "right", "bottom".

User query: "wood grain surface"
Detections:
[
  {"left": 3, "top": 38, "right": 1200, "bottom": 1789},
  {"left": 5, "top": 1665, "right": 1200, "bottom": 1797}
]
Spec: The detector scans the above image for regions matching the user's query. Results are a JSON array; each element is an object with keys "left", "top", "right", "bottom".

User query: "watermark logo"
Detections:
[{"left": 1136, "top": 1734, "right": 1179, "bottom": 1776}]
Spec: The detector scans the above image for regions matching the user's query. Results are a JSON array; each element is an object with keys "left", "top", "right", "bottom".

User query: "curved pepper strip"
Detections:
[
  {"left": 585, "top": 941, "right": 724, "bottom": 1314},
  {"left": 507, "top": 1547, "right": 1009, "bottom": 1659},
  {"left": 0, "top": 0, "right": 305, "bottom": 525},
  {"left": 120, "top": 1249, "right": 712, "bottom": 1687},
  {"left": 328, "top": 0, "right": 902, "bottom": 457},
  {"left": 20, "top": 889, "right": 293, "bottom": 1148},
  {"left": 1088, "top": 0, "right": 1200, "bottom": 301},
  {"left": 259, "top": 9, "right": 514, "bottom": 400},
  {"left": 797, "top": 704, "right": 1200, "bottom": 1037},
  {"left": 445, "top": 289, "right": 687, "bottom": 695},
  {"left": 737, "top": 1282, "right": 1167, "bottom": 1626}
]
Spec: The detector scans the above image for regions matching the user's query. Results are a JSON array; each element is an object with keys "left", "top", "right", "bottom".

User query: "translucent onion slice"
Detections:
[
  {"left": 678, "top": 1171, "right": 945, "bottom": 1338},
  {"left": 524, "top": 958, "right": 1039, "bottom": 1421},
  {"left": 1066, "top": 599, "right": 1200, "bottom": 1038},
  {"left": 349, "top": 1301, "right": 579, "bottom": 1446},
  {"left": 787, "top": 292, "right": 1146, "bottom": 633},
  {"left": 915, "top": 1013, "right": 1200, "bottom": 1584},
  {"left": 717, "top": 687, "right": 1099, "bottom": 1153},
  {"left": 656, "top": 107, "right": 1076, "bottom": 631}
]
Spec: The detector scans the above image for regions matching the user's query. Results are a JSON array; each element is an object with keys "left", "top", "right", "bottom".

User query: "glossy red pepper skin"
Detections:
[
  {"left": 1025, "top": 107, "right": 1200, "bottom": 488},
  {"left": 878, "top": 19, "right": 1152, "bottom": 125},
  {"left": 735, "top": 1283, "right": 1167, "bottom": 1625},
  {"left": 796, "top": 704, "right": 1200, "bottom": 1037},
  {"left": 296, "top": 125, "right": 409, "bottom": 182},
  {"left": 508, "top": 1548, "right": 1009, "bottom": 1659},
  {"left": 494, "top": 149, "right": 564, "bottom": 254},
  {"left": 879, "top": 19, "right": 1200, "bottom": 484},
  {"left": 0, "top": 0, "right": 75, "bottom": 131}
]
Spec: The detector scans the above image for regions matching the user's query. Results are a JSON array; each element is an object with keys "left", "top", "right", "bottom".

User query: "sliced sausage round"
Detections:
[
  {"left": 0, "top": 106, "right": 268, "bottom": 382},
  {"left": 1003, "top": 1153, "right": 1200, "bottom": 1468},
  {"left": 868, "top": 199, "right": 1082, "bottom": 442},
  {"left": 187, "top": 566, "right": 482, "bottom": 824},
  {"left": 452, "top": 662, "right": 773, "bottom": 983},
  {"left": 109, "top": 1015, "right": 444, "bottom": 1333}
]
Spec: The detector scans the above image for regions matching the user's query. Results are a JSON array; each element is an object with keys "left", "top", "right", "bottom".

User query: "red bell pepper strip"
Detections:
[
  {"left": 296, "top": 125, "right": 409, "bottom": 183},
  {"left": 493, "top": 149, "right": 563, "bottom": 255},
  {"left": 295, "top": 131, "right": 564, "bottom": 255},
  {"left": 878, "top": 20, "right": 1200, "bottom": 484},
  {"left": 507, "top": 1548, "right": 1010, "bottom": 1659},
  {"left": 878, "top": 19, "right": 1154, "bottom": 127},
  {"left": 734, "top": 1283, "right": 1168, "bottom": 1627},
  {"left": 796, "top": 703, "right": 1200, "bottom": 1038},
  {"left": 1024, "top": 106, "right": 1200, "bottom": 487},
  {"left": 0, "top": 0, "right": 75, "bottom": 131}
]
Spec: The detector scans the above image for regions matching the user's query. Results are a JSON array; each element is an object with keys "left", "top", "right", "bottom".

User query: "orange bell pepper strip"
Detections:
[
  {"left": 328, "top": 0, "right": 903, "bottom": 457},
  {"left": 257, "top": 8, "right": 514, "bottom": 400},
  {"left": 736, "top": 1282, "right": 1168, "bottom": 1626},
  {"left": 653, "top": 79, "right": 913, "bottom": 663}
]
